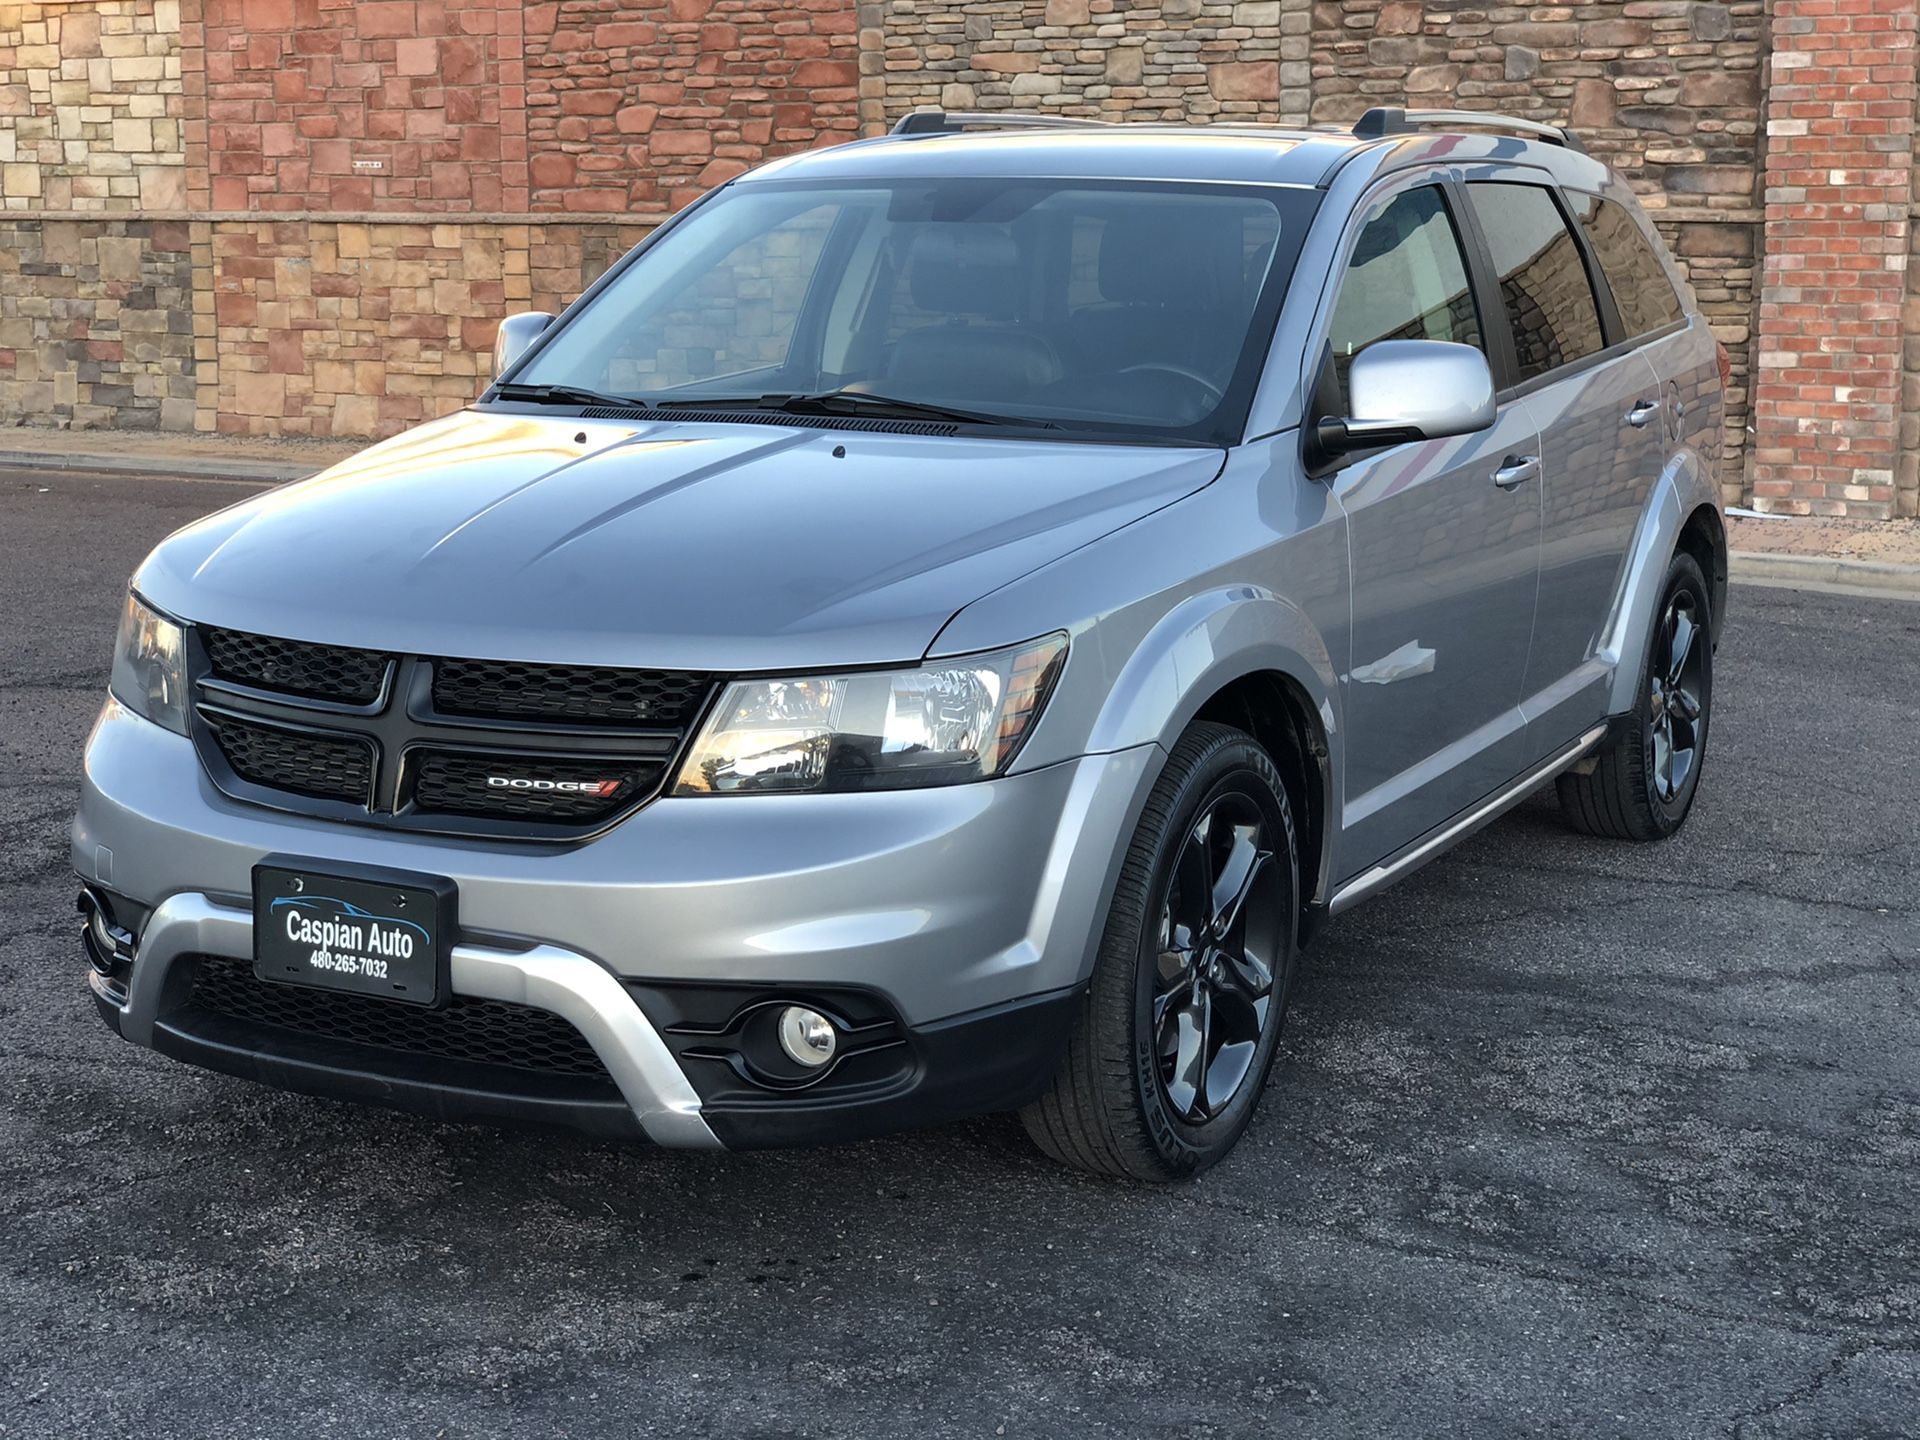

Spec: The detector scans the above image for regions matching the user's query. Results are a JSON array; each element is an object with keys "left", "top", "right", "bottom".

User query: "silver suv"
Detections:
[{"left": 77, "top": 108, "right": 1726, "bottom": 1180}]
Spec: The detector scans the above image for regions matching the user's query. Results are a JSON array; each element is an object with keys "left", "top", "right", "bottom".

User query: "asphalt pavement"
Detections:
[{"left": 2, "top": 467, "right": 1917, "bottom": 1439}]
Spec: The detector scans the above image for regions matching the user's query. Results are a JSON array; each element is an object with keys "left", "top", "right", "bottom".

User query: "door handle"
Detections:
[
  {"left": 1626, "top": 398, "right": 1662, "bottom": 428},
  {"left": 1492, "top": 455, "right": 1540, "bottom": 490}
]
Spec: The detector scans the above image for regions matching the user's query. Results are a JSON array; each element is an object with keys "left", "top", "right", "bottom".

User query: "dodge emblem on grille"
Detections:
[{"left": 485, "top": 775, "right": 623, "bottom": 797}]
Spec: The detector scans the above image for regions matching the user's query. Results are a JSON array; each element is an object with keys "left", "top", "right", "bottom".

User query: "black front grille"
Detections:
[
  {"left": 433, "top": 658, "right": 709, "bottom": 727},
  {"left": 203, "top": 627, "right": 390, "bottom": 704},
  {"left": 209, "top": 712, "right": 373, "bottom": 804},
  {"left": 187, "top": 626, "right": 714, "bottom": 839},
  {"left": 189, "top": 956, "right": 610, "bottom": 1078},
  {"left": 410, "top": 751, "right": 656, "bottom": 823}
]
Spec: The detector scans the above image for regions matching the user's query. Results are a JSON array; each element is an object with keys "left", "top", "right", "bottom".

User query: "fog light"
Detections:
[{"left": 777, "top": 1005, "right": 837, "bottom": 1068}]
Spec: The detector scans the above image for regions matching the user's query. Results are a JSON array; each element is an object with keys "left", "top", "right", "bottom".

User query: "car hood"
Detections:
[{"left": 136, "top": 409, "right": 1224, "bottom": 670}]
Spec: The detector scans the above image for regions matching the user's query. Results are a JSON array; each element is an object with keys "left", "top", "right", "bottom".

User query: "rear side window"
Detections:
[
  {"left": 1568, "top": 193, "right": 1686, "bottom": 338},
  {"left": 1464, "top": 182, "right": 1605, "bottom": 384},
  {"left": 1324, "top": 185, "right": 1483, "bottom": 410}
]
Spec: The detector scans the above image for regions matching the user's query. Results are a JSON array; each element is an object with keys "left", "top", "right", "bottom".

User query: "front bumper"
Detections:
[{"left": 75, "top": 700, "right": 1157, "bottom": 1146}]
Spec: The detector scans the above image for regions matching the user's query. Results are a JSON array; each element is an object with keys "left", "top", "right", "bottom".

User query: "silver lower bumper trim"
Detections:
[{"left": 105, "top": 892, "right": 721, "bottom": 1149}]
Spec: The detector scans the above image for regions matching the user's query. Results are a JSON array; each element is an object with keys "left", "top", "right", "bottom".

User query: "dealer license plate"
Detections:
[{"left": 252, "top": 859, "right": 454, "bottom": 1007}]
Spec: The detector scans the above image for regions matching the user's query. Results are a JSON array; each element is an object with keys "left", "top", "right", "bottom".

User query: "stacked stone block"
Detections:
[
  {"left": 211, "top": 217, "right": 644, "bottom": 436},
  {"left": 0, "top": 216, "right": 196, "bottom": 427},
  {"left": 0, "top": 0, "right": 188, "bottom": 212},
  {"left": 862, "top": 0, "right": 1311, "bottom": 128},
  {"left": 524, "top": 0, "right": 862, "bottom": 214}
]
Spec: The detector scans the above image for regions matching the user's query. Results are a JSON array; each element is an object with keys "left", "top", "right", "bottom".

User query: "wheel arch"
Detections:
[
  {"left": 1675, "top": 500, "right": 1728, "bottom": 643},
  {"left": 1602, "top": 455, "right": 1723, "bottom": 716},
  {"left": 1079, "top": 586, "right": 1344, "bottom": 944},
  {"left": 1189, "top": 669, "right": 1336, "bottom": 944}
]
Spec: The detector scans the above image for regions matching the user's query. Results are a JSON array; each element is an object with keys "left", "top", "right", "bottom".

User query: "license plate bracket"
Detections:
[{"left": 252, "top": 855, "right": 455, "bottom": 1008}]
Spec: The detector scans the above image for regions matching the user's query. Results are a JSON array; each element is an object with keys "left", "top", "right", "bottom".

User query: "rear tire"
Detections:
[
  {"left": 1022, "top": 722, "right": 1298, "bottom": 1182},
  {"left": 1557, "top": 550, "right": 1713, "bottom": 841}
]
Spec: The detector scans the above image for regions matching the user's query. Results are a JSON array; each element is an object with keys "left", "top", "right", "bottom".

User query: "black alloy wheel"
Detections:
[
  {"left": 1647, "top": 585, "right": 1707, "bottom": 806},
  {"left": 1023, "top": 722, "right": 1299, "bottom": 1181},
  {"left": 1556, "top": 549, "right": 1714, "bottom": 841},
  {"left": 1151, "top": 794, "right": 1285, "bottom": 1124}
]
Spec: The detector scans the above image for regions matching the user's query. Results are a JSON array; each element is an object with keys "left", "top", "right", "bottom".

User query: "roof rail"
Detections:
[
  {"left": 1351, "top": 107, "right": 1586, "bottom": 155},
  {"left": 890, "top": 110, "right": 1116, "bottom": 137}
]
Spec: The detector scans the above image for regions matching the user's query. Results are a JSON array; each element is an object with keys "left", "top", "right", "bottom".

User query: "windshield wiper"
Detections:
[
  {"left": 492, "top": 383, "right": 1058, "bottom": 430},
  {"left": 489, "top": 382, "right": 650, "bottom": 409},
  {"left": 648, "top": 389, "right": 1054, "bottom": 429},
  {"left": 773, "top": 389, "right": 1056, "bottom": 429}
]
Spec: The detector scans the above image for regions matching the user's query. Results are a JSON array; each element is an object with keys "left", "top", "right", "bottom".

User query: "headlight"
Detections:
[
  {"left": 674, "top": 633, "right": 1067, "bottom": 795},
  {"left": 109, "top": 591, "right": 189, "bottom": 735}
]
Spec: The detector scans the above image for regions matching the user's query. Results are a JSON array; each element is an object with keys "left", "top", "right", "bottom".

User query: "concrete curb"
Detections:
[
  {"left": 1730, "top": 550, "right": 1920, "bottom": 599},
  {"left": 0, "top": 447, "right": 329, "bottom": 485}
]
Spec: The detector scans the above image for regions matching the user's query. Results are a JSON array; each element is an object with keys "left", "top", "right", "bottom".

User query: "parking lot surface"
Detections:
[{"left": 2, "top": 468, "right": 1917, "bottom": 1439}]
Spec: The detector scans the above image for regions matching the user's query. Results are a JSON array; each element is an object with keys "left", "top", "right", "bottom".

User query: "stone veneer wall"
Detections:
[
  {"left": 0, "top": 0, "right": 1916, "bottom": 514},
  {"left": 0, "top": 0, "right": 859, "bottom": 437},
  {"left": 201, "top": 0, "right": 518, "bottom": 213},
  {"left": 0, "top": 215, "right": 197, "bottom": 427},
  {"left": 0, "top": 0, "right": 189, "bottom": 211},
  {"left": 210, "top": 218, "right": 652, "bottom": 437},
  {"left": 860, "top": 0, "right": 1312, "bottom": 127},
  {"left": 526, "top": 0, "right": 862, "bottom": 214}
]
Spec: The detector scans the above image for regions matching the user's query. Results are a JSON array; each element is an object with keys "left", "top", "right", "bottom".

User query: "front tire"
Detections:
[
  {"left": 1557, "top": 550, "right": 1714, "bottom": 841},
  {"left": 1022, "top": 722, "right": 1298, "bottom": 1182}
]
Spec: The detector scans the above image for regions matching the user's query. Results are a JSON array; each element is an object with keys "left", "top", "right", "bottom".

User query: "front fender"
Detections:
[
  {"left": 1084, "top": 585, "right": 1342, "bottom": 761},
  {"left": 1080, "top": 585, "right": 1345, "bottom": 911},
  {"left": 1601, "top": 448, "right": 1720, "bottom": 715},
  {"left": 930, "top": 442, "right": 1351, "bottom": 921}
]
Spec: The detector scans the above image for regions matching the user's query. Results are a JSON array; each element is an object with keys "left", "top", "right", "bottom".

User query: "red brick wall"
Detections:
[
  {"left": 199, "top": 0, "right": 862, "bottom": 217},
  {"left": 523, "top": 0, "right": 862, "bottom": 214},
  {"left": 1750, "top": 0, "right": 1920, "bottom": 519},
  {"left": 189, "top": 0, "right": 865, "bottom": 437},
  {"left": 203, "top": 0, "right": 524, "bottom": 213}
]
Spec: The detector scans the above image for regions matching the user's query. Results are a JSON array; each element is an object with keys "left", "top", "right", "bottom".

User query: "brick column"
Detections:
[
  {"left": 1905, "top": 46, "right": 1920, "bottom": 518},
  {"left": 1751, "top": 0, "right": 1920, "bottom": 519}
]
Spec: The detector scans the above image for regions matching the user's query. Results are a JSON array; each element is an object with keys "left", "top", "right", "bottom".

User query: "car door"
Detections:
[
  {"left": 1457, "top": 177, "right": 1669, "bottom": 759},
  {"left": 1567, "top": 185, "right": 1699, "bottom": 415},
  {"left": 1315, "top": 178, "right": 1544, "bottom": 875},
  {"left": 1570, "top": 185, "right": 1725, "bottom": 551}
]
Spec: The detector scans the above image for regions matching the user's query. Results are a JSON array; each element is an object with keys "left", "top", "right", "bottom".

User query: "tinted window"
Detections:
[
  {"left": 1324, "top": 186, "right": 1482, "bottom": 410},
  {"left": 514, "top": 179, "right": 1306, "bottom": 442},
  {"left": 1465, "top": 183, "right": 1605, "bottom": 384},
  {"left": 1569, "top": 192, "right": 1685, "bottom": 338},
  {"left": 599, "top": 200, "right": 842, "bottom": 394}
]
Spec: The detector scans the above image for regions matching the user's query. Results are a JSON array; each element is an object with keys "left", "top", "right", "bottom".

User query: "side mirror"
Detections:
[
  {"left": 1318, "top": 340, "right": 1496, "bottom": 455},
  {"left": 493, "top": 312, "right": 555, "bottom": 379}
]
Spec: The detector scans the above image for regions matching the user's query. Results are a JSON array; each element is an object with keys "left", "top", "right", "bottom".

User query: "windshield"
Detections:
[{"left": 506, "top": 178, "right": 1313, "bottom": 443}]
